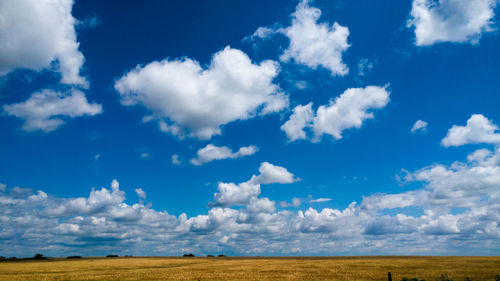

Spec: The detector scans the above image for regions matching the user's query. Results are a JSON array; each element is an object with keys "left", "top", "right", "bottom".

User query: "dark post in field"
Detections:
[{"left": 388, "top": 272, "right": 392, "bottom": 281}]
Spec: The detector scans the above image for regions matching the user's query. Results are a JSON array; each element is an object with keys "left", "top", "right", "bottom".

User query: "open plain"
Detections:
[{"left": 0, "top": 256, "right": 499, "bottom": 281}]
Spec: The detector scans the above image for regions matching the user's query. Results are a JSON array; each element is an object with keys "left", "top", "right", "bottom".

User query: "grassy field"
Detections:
[{"left": 0, "top": 256, "right": 499, "bottom": 281}]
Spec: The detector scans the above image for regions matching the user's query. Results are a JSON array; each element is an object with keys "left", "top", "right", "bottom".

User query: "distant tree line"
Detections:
[{"left": 183, "top": 253, "right": 226, "bottom": 257}]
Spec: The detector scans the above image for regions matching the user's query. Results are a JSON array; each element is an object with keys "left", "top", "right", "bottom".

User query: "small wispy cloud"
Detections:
[
  {"left": 411, "top": 120, "right": 428, "bottom": 133},
  {"left": 280, "top": 197, "right": 301, "bottom": 208},
  {"left": 172, "top": 154, "right": 181, "bottom": 165},
  {"left": 135, "top": 188, "right": 146, "bottom": 199},
  {"left": 137, "top": 148, "right": 151, "bottom": 159},
  {"left": 76, "top": 15, "right": 102, "bottom": 30},
  {"left": 357, "top": 58, "right": 376, "bottom": 77},
  {"left": 310, "top": 198, "right": 332, "bottom": 203}
]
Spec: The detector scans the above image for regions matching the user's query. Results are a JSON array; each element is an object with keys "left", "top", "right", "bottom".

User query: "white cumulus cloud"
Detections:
[
  {"left": 3, "top": 89, "right": 103, "bottom": 132},
  {"left": 213, "top": 181, "right": 262, "bottom": 207},
  {"left": 280, "top": 103, "right": 314, "bottom": 142},
  {"left": 408, "top": 0, "right": 498, "bottom": 46},
  {"left": 249, "top": 0, "right": 350, "bottom": 76},
  {"left": 441, "top": 114, "right": 500, "bottom": 147},
  {"left": 190, "top": 144, "right": 258, "bottom": 166},
  {"left": 281, "top": 86, "right": 390, "bottom": 142},
  {"left": 280, "top": 0, "right": 350, "bottom": 75},
  {"left": 0, "top": 0, "right": 88, "bottom": 86},
  {"left": 114, "top": 46, "right": 288, "bottom": 140},
  {"left": 45, "top": 179, "right": 125, "bottom": 217},
  {"left": 251, "top": 162, "right": 298, "bottom": 185},
  {"left": 213, "top": 162, "right": 297, "bottom": 207}
]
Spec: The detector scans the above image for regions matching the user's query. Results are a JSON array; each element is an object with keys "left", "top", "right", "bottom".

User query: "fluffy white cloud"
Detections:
[
  {"left": 367, "top": 148, "right": 500, "bottom": 213},
  {"left": 361, "top": 191, "right": 426, "bottom": 211},
  {"left": 3, "top": 89, "right": 103, "bottom": 132},
  {"left": 411, "top": 119, "right": 428, "bottom": 133},
  {"left": 29, "top": 190, "right": 48, "bottom": 201},
  {"left": 213, "top": 162, "right": 297, "bottom": 207},
  {"left": 467, "top": 148, "right": 493, "bottom": 163},
  {"left": 410, "top": 149, "right": 500, "bottom": 208},
  {"left": 280, "top": 0, "right": 350, "bottom": 75},
  {"left": 45, "top": 180, "right": 125, "bottom": 217},
  {"left": 281, "top": 86, "right": 390, "bottom": 142},
  {"left": 441, "top": 114, "right": 500, "bottom": 147},
  {"left": 292, "top": 203, "right": 361, "bottom": 235},
  {"left": 361, "top": 149, "right": 500, "bottom": 241},
  {"left": 280, "top": 103, "right": 314, "bottom": 142},
  {"left": 313, "top": 86, "right": 390, "bottom": 140},
  {"left": 246, "top": 197, "right": 276, "bottom": 213},
  {"left": 114, "top": 46, "right": 288, "bottom": 140},
  {"left": 190, "top": 144, "right": 258, "bottom": 166},
  {"left": 0, "top": 0, "right": 87, "bottom": 86},
  {"left": 213, "top": 181, "right": 261, "bottom": 207},
  {"left": 250, "top": 162, "right": 298, "bottom": 185},
  {"left": 249, "top": 0, "right": 350, "bottom": 76},
  {"left": 408, "top": 0, "right": 498, "bottom": 46}
]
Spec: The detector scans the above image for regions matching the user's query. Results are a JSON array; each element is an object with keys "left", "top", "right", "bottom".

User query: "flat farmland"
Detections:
[{"left": 0, "top": 256, "right": 499, "bottom": 281}]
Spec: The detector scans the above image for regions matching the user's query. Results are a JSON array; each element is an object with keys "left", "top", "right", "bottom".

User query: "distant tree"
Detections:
[
  {"left": 106, "top": 255, "right": 119, "bottom": 258},
  {"left": 218, "top": 254, "right": 226, "bottom": 257},
  {"left": 207, "top": 255, "right": 214, "bottom": 257},
  {"left": 183, "top": 253, "right": 195, "bottom": 257},
  {"left": 66, "top": 256, "right": 82, "bottom": 259},
  {"left": 33, "top": 253, "right": 46, "bottom": 259}
]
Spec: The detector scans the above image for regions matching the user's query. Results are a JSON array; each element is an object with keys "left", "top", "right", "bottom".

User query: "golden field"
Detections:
[{"left": 0, "top": 256, "right": 499, "bottom": 281}]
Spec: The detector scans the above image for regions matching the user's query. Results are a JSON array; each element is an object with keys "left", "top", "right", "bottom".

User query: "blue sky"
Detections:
[{"left": 0, "top": 0, "right": 500, "bottom": 257}]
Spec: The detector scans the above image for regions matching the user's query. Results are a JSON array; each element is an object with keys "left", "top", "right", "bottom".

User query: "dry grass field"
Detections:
[{"left": 0, "top": 256, "right": 499, "bottom": 281}]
